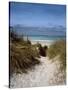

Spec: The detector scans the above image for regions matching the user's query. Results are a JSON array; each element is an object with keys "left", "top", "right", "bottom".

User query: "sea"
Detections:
[
  {"left": 24, "top": 35, "right": 66, "bottom": 41},
  {"left": 10, "top": 26, "right": 66, "bottom": 41}
]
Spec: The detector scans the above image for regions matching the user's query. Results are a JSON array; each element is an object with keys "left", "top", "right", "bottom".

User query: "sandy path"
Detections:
[{"left": 10, "top": 56, "right": 66, "bottom": 88}]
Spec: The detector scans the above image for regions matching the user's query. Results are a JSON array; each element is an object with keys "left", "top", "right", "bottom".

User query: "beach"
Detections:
[
  {"left": 10, "top": 40, "right": 66, "bottom": 88},
  {"left": 9, "top": 2, "right": 66, "bottom": 88},
  {"left": 31, "top": 40, "right": 54, "bottom": 47}
]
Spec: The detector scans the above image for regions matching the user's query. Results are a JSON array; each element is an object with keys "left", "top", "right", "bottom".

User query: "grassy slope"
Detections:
[
  {"left": 10, "top": 31, "right": 40, "bottom": 75},
  {"left": 47, "top": 39, "right": 66, "bottom": 70}
]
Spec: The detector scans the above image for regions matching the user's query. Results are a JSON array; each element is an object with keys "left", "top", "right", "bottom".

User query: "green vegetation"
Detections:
[
  {"left": 47, "top": 39, "right": 66, "bottom": 70},
  {"left": 10, "top": 30, "right": 40, "bottom": 76}
]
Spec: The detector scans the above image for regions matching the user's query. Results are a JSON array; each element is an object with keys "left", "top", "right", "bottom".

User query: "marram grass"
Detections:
[{"left": 47, "top": 39, "right": 66, "bottom": 70}]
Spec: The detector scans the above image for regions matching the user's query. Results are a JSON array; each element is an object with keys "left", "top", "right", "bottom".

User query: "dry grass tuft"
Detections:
[
  {"left": 47, "top": 39, "right": 66, "bottom": 70},
  {"left": 10, "top": 30, "right": 40, "bottom": 76}
]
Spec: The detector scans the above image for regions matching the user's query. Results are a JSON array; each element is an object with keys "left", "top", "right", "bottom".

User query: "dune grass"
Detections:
[
  {"left": 10, "top": 30, "right": 40, "bottom": 76},
  {"left": 47, "top": 39, "right": 66, "bottom": 70}
]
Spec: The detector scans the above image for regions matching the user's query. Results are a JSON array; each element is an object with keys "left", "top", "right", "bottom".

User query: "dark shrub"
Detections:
[
  {"left": 43, "top": 45, "right": 48, "bottom": 56},
  {"left": 38, "top": 44, "right": 45, "bottom": 57}
]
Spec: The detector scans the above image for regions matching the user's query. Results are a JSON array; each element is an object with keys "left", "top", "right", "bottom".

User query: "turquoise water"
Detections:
[
  {"left": 10, "top": 26, "right": 66, "bottom": 41},
  {"left": 28, "top": 35, "right": 66, "bottom": 41}
]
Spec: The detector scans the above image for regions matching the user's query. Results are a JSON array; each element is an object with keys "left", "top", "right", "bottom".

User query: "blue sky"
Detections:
[{"left": 10, "top": 2, "right": 66, "bottom": 27}]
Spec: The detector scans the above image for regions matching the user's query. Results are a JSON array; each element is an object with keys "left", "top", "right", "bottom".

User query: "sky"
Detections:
[{"left": 10, "top": 2, "right": 66, "bottom": 27}]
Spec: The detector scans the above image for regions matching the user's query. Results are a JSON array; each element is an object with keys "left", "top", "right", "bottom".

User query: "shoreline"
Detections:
[{"left": 31, "top": 40, "right": 54, "bottom": 47}]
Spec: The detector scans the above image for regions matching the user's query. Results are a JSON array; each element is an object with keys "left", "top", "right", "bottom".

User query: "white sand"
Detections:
[
  {"left": 31, "top": 40, "right": 54, "bottom": 47},
  {"left": 10, "top": 56, "right": 66, "bottom": 88}
]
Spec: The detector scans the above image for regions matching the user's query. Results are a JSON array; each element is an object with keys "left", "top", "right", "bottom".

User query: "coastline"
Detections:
[{"left": 31, "top": 39, "right": 54, "bottom": 47}]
